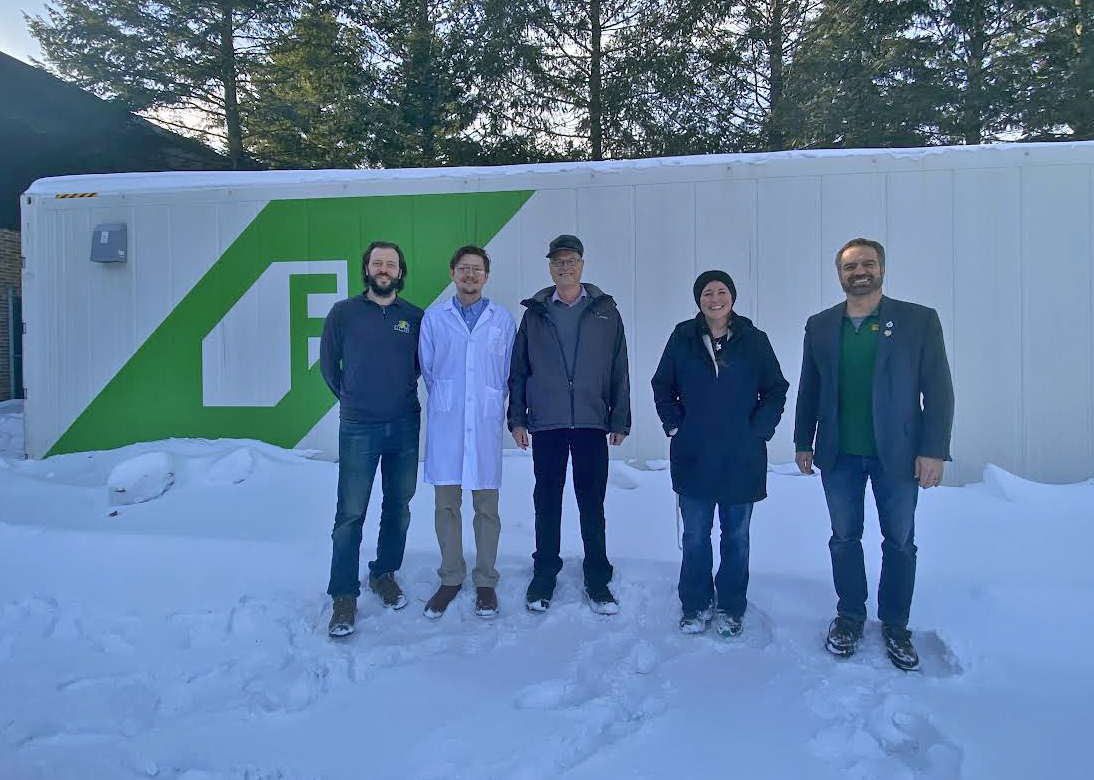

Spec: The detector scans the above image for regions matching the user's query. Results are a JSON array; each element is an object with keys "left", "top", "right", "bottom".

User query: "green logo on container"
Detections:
[{"left": 49, "top": 190, "right": 533, "bottom": 456}]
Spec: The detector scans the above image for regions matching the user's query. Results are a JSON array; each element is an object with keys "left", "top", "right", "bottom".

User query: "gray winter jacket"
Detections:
[{"left": 507, "top": 284, "right": 631, "bottom": 435}]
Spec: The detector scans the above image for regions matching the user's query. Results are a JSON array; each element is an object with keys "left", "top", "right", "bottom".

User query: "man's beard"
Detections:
[
  {"left": 841, "top": 273, "right": 882, "bottom": 296},
  {"left": 367, "top": 273, "right": 403, "bottom": 296}
]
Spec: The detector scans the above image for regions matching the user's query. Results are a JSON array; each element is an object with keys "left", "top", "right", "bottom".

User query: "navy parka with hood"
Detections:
[{"left": 652, "top": 313, "right": 789, "bottom": 505}]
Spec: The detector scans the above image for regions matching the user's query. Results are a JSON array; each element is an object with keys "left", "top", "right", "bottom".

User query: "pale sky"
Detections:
[{"left": 1, "top": 0, "right": 48, "bottom": 64}]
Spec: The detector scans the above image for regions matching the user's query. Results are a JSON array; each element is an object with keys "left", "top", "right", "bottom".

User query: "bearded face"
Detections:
[{"left": 838, "top": 246, "right": 884, "bottom": 297}]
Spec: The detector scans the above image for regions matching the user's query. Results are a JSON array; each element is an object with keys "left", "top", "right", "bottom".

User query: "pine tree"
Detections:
[
  {"left": 689, "top": 0, "right": 825, "bottom": 152},
  {"left": 496, "top": 0, "right": 707, "bottom": 160},
  {"left": 1022, "top": 0, "right": 1094, "bottom": 139},
  {"left": 27, "top": 0, "right": 293, "bottom": 167},
  {"left": 786, "top": 0, "right": 934, "bottom": 148},
  {"left": 917, "top": 0, "right": 1033, "bottom": 144},
  {"left": 246, "top": 1, "right": 378, "bottom": 168},
  {"left": 344, "top": 0, "right": 542, "bottom": 167}
]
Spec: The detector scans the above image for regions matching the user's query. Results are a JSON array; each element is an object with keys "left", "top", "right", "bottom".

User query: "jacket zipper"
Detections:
[{"left": 536, "top": 298, "right": 599, "bottom": 429}]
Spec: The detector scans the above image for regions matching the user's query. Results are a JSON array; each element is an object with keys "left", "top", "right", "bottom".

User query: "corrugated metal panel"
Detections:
[
  {"left": 886, "top": 171, "right": 957, "bottom": 474},
  {"left": 22, "top": 145, "right": 1094, "bottom": 483},
  {"left": 952, "top": 168, "right": 1023, "bottom": 483},
  {"left": 757, "top": 176, "right": 823, "bottom": 464},
  {"left": 1021, "top": 165, "right": 1092, "bottom": 483},
  {"left": 634, "top": 182, "right": 696, "bottom": 464}
]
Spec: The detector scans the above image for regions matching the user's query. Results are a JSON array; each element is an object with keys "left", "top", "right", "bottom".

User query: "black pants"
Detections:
[{"left": 530, "top": 427, "right": 613, "bottom": 588}]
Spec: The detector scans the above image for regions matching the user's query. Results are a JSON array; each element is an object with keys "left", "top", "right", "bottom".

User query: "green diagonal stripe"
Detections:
[{"left": 48, "top": 189, "right": 533, "bottom": 456}]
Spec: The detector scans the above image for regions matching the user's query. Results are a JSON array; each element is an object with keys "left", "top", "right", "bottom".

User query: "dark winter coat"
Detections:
[
  {"left": 651, "top": 313, "right": 789, "bottom": 504},
  {"left": 793, "top": 296, "right": 954, "bottom": 475},
  {"left": 507, "top": 284, "right": 631, "bottom": 435}
]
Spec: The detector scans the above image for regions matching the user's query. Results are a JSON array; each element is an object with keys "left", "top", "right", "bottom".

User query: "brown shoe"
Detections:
[
  {"left": 423, "top": 584, "right": 462, "bottom": 619},
  {"left": 368, "top": 572, "right": 407, "bottom": 610},
  {"left": 328, "top": 596, "right": 357, "bottom": 637},
  {"left": 475, "top": 586, "right": 499, "bottom": 618}
]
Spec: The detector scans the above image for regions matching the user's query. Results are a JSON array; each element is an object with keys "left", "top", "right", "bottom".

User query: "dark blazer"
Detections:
[
  {"left": 793, "top": 296, "right": 955, "bottom": 475},
  {"left": 652, "top": 313, "right": 788, "bottom": 504},
  {"left": 507, "top": 284, "right": 631, "bottom": 435}
]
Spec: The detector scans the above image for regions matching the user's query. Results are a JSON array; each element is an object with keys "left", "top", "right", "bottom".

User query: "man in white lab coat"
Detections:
[{"left": 419, "top": 245, "right": 517, "bottom": 618}]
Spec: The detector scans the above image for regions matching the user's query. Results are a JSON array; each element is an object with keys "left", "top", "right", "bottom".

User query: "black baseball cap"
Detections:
[{"left": 546, "top": 234, "right": 584, "bottom": 258}]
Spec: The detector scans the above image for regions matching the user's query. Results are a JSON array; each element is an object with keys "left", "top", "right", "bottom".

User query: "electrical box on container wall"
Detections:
[{"left": 90, "top": 224, "right": 127, "bottom": 263}]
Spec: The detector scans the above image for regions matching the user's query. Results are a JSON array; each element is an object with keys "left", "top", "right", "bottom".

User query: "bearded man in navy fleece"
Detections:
[{"left": 320, "top": 241, "right": 424, "bottom": 638}]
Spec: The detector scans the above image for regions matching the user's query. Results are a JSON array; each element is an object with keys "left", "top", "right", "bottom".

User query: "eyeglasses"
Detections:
[
  {"left": 454, "top": 265, "right": 486, "bottom": 275},
  {"left": 549, "top": 258, "right": 582, "bottom": 268}
]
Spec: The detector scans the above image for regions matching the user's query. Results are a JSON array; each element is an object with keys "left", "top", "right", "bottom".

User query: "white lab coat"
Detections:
[{"left": 419, "top": 297, "right": 516, "bottom": 489}]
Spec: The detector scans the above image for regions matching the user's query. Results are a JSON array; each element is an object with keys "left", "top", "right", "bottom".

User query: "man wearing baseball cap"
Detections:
[{"left": 507, "top": 234, "right": 631, "bottom": 614}]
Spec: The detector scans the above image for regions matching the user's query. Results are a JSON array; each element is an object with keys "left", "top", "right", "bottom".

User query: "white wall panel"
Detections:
[
  {"left": 515, "top": 188, "right": 577, "bottom": 296},
  {"left": 479, "top": 200, "right": 522, "bottom": 319},
  {"left": 576, "top": 186, "right": 636, "bottom": 459},
  {"left": 59, "top": 210, "right": 94, "bottom": 441},
  {"left": 170, "top": 204, "right": 220, "bottom": 303},
  {"left": 821, "top": 172, "right": 887, "bottom": 303},
  {"left": 886, "top": 171, "right": 959, "bottom": 476},
  {"left": 85, "top": 205, "right": 136, "bottom": 425},
  {"left": 635, "top": 183, "right": 697, "bottom": 463},
  {"left": 132, "top": 204, "right": 173, "bottom": 346},
  {"left": 758, "top": 177, "right": 822, "bottom": 463},
  {"left": 697, "top": 180, "right": 755, "bottom": 318},
  {"left": 1021, "top": 165, "right": 1092, "bottom": 483},
  {"left": 953, "top": 168, "right": 1023, "bottom": 482}
]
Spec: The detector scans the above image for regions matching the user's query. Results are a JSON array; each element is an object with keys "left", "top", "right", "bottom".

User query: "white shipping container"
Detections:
[{"left": 20, "top": 142, "right": 1094, "bottom": 484}]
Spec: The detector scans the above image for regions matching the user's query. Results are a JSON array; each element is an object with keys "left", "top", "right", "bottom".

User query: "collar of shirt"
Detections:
[
  {"left": 453, "top": 295, "right": 488, "bottom": 316},
  {"left": 362, "top": 293, "right": 405, "bottom": 309},
  {"left": 551, "top": 284, "right": 588, "bottom": 307},
  {"left": 843, "top": 304, "right": 879, "bottom": 321}
]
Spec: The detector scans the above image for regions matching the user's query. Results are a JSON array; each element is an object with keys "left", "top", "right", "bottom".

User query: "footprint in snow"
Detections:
[
  {"left": 812, "top": 692, "right": 963, "bottom": 780},
  {"left": 513, "top": 679, "right": 581, "bottom": 710},
  {"left": 0, "top": 596, "right": 59, "bottom": 640}
]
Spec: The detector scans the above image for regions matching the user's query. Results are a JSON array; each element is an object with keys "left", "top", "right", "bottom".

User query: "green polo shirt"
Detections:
[{"left": 838, "top": 312, "right": 879, "bottom": 457}]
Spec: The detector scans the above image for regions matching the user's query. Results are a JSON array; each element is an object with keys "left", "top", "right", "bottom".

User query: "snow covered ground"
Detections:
[{"left": 1, "top": 402, "right": 1092, "bottom": 780}]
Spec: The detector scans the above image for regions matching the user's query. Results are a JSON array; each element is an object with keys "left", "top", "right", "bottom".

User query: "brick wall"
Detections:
[{"left": 0, "top": 229, "right": 22, "bottom": 401}]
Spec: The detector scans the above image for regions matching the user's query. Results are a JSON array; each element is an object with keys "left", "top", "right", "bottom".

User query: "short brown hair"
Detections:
[
  {"left": 836, "top": 237, "right": 885, "bottom": 268},
  {"left": 449, "top": 245, "right": 490, "bottom": 274}
]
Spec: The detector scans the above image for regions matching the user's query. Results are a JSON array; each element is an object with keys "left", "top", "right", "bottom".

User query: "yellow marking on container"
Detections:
[{"left": 54, "top": 192, "right": 98, "bottom": 199}]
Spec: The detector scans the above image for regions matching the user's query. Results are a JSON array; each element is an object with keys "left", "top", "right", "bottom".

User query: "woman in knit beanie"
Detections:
[{"left": 651, "top": 271, "right": 789, "bottom": 637}]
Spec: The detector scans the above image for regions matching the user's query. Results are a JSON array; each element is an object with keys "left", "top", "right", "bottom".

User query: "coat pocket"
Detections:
[
  {"left": 479, "top": 386, "right": 505, "bottom": 423},
  {"left": 488, "top": 325, "right": 509, "bottom": 357}
]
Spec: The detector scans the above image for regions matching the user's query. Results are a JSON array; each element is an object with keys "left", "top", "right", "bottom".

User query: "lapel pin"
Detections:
[
  {"left": 886, "top": 320, "right": 894, "bottom": 328},
  {"left": 884, "top": 329, "right": 892, "bottom": 337}
]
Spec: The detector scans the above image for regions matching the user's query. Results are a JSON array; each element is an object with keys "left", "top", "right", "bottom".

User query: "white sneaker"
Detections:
[
  {"left": 715, "top": 611, "right": 743, "bottom": 638},
  {"left": 679, "top": 606, "right": 713, "bottom": 634}
]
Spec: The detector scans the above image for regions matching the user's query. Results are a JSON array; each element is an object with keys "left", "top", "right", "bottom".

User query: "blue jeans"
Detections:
[
  {"left": 327, "top": 415, "right": 419, "bottom": 598},
  {"left": 821, "top": 453, "right": 919, "bottom": 627},
  {"left": 677, "top": 494, "right": 753, "bottom": 617}
]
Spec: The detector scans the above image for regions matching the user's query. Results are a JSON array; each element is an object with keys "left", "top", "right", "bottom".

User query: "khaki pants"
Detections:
[{"left": 434, "top": 485, "right": 501, "bottom": 588}]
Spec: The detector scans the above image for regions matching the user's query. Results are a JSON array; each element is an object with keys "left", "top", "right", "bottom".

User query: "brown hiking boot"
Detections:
[
  {"left": 423, "top": 584, "right": 462, "bottom": 619},
  {"left": 328, "top": 596, "right": 356, "bottom": 637},
  {"left": 475, "top": 587, "right": 499, "bottom": 618},
  {"left": 368, "top": 572, "right": 408, "bottom": 610}
]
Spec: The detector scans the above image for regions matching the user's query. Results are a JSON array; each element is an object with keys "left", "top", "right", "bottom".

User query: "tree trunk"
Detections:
[
  {"left": 219, "top": 0, "right": 244, "bottom": 168},
  {"left": 766, "top": 0, "right": 786, "bottom": 150},
  {"left": 962, "top": 2, "right": 987, "bottom": 145},
  {"left": 415, "top": 0, "right": 437, "bottom": 164},
  {"left": 589, "top": 0, "right": 604, "bottom": 160}
]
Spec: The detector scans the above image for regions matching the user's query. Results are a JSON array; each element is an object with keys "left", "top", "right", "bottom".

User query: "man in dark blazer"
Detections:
[{"left": 794, "top": 237, "right": 954, "bottom": 671}]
